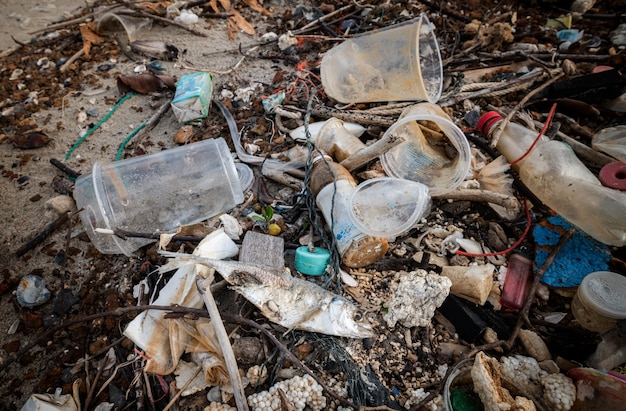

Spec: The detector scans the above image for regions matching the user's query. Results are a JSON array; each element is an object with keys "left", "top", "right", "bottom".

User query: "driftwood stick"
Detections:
[
  {"left": 340, "top": 131, "right": 405, "bottom": 172},
  {"left": 16, "top": 212, "right": 71, "bottom": 257},
  {"left": 432, "top": 188, "right": 520, "bottom": 210},
  {"left": 127, "top": 100, "right": 172, "bottom": 148},
  {"left": 198, "top": 277, "right": 249, "bottom": 411},
  {"left": 59, "top": 49, "right": 85, "bottom": 72},
  {"left": 312, "top": 106, "right": 395, "bottom": 127}
]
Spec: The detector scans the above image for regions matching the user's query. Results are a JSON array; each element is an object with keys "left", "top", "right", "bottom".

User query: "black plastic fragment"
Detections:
[{"left": 438, "top": 295, "right": 511, "bottom": 343}]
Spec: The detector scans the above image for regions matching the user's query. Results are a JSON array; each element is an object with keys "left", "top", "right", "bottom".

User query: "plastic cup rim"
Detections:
[{"left": 380, "top": 113, "right": 471, "bottom": 196}]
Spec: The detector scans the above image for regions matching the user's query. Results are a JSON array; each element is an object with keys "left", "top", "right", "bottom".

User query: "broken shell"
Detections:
[
  {"left": 16, "top": 275, "right": 51, "bottom": 308},
  {"left": 519, "top": 329, "right": 551, "bottom": 362}
]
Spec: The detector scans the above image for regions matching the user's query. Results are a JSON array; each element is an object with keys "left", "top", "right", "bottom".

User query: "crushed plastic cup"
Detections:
[
  {"left": 349, "top": 177, "right": 431, "bottom": 238},
  {"left": 320, "top": 14, "right": 442, "bottom": 104},
  {"left": 380, "top": 103, "right": 471, "bottom": 196},
  {"left": 74, "top": 138, "right": 244, "bottom": 256}
]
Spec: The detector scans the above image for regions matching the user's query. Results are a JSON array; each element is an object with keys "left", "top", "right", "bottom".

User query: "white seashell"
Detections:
[
  {"left": 245, "top": 143, "right": 260, "bottom": 155},
  {"left": 16, "top": 275, "right": 51, "bottom": 308},
  {"left": 456, "top": 238, "right": 483, "bottom": 254},
  {"left": 76, "top": 111, "right": 87, "bottom": 123},
  {"left": 219, "top": 214, "right": 243, "bottom": 240},
  {"left": 340, "top": 269, "right": 358, "bottom": 287}
]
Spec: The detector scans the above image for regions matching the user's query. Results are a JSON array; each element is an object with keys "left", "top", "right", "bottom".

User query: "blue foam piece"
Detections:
[{"left": 533, "top": 216, "right": 612, "bottom": 287}]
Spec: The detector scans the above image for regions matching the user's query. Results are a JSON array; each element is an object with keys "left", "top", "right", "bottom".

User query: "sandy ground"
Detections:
[
  {"left": 0, "top": 0, "right": 83, "bottom": 51},
  {"left": 0, "top": 0, "right": 285, "bottom": 407}
]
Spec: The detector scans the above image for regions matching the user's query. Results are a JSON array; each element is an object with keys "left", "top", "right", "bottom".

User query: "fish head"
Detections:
[{"left": 327, "top": 297, "right": 375, "bottom": 339}]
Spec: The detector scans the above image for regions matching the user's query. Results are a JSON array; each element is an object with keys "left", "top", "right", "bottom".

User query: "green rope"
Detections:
[
  {"left": 65, "top": 92, "right": 137, "bottom": 161},
  {"left": 116, "top": 122, "right": 146, "bottom": 161}
]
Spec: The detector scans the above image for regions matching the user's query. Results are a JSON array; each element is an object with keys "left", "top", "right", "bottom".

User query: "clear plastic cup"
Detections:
[
  {"left": 380, "top": 103, "right": 471, "bottom": 196},
  {"left": 349, "top": 177, "right": 431, "bottom": 238},
  {"left": 320, "top": 14, "right": 442, "bottom": 104},
  {"left": 74, "top": 138, "right": 244, "bottom": 256}
]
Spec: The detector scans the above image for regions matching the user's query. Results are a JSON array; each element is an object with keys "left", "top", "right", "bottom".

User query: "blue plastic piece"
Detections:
[
  {"left": 295, "top": 246, "right": 331, "bottom": 276},
  {"left": 534, "top": 216, "right": 612, "bottom": 287}
]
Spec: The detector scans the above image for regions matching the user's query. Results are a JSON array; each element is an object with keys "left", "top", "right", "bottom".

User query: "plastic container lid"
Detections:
[
  {"left": 578, "top": 271, "right": 626, "bottom": 319},
  {"left": 349, "top": 177, "right": 430, "bottom": 238},
  {"left": 295, "top": 246, "right": 331, "bottom": 276}
]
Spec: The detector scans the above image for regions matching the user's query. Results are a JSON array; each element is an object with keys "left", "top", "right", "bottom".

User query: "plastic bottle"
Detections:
[
  {"left": 310, "top": 154, "right": 389, "bottom": 268},
  {"left": 500, "top": 246, "right": 533, "bottom": 311},
  {"left": 478, "top": 112, "right": 626, "bottom": 247}
]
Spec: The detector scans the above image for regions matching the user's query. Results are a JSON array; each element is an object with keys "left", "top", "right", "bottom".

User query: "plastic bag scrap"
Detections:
[
  {"left": 592, "top": 125, "right": 626, "bottom": 163},
  {"left": 20, "top": 388, "right": 78, "bottom": 411},
  {"left": 123, "top": 229, "right": 238, "bottom": 375}
]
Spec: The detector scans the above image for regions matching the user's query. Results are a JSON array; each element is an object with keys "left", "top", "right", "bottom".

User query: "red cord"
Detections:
[
  {"left": 455, "top": 199, "right": 531, "bottom": 257},
  {"left": 509, "top": 103, "right": 557, "bottom": 166}
]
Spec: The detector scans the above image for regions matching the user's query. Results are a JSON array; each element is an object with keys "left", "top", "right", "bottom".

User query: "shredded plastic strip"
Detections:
[
  {"left": 116, "top": 122, "right": 146, "bottom": 161},
  {"left": 65, "top": 92, "right": 137, "bottom": 161}
]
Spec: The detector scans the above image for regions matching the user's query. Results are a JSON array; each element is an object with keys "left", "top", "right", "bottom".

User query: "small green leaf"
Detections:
[{"left": 263, "top": 205, "right": 274, "bottom": 221}]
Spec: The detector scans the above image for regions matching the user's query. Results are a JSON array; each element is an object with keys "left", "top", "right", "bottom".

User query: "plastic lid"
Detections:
[
  {"left": 578, "top": 271, "right": 626, "bottom": 319},
  {"left": 295, "top": 246, "right": 330, "bottom": 276},
  {"left": 599, "top": 162, "right": 626, "bottom": 191},
  {"left": 349, "top": 177, "right": 430, "bottom": 238},
  {"left": 477, "top": 112, "right": 503, "bottom": 135},
  {"left": 235, "top": 162, "right": 254, "bottom": 192}
]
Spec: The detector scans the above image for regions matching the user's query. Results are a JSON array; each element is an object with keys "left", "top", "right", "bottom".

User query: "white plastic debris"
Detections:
[
  {"left": 123, "top": 229, "right": 239, "bottom": 374},
  {"left": 20, "top": 388, "right": 78, "bottom": 411},
  {"left": 174, "top": 9, "right": 199, "bottom": 25}
]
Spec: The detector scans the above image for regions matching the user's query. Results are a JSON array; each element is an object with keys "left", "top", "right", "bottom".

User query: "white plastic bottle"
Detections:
[
  {"left": 310, "top": 154, "right": 389, "bottom": 268},
  {"left": 477, "top": 112, "right": 626, "bottom": 246}
]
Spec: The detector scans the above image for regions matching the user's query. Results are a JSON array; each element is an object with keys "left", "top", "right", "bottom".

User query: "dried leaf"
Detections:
[
  {"left": 229, "top": 10, "right": 255, "bottom": 35},
  {"left": 138, "top": 1, "right": 173, "bottom": 15},
  {"left": 117, "top": 73, "right": 176, "bottom": 94},
  {"left": 12, "top": 132, "right": 51, "bottom": 149},
  {"left": 208, "top": 0, "right": 220, "bottom": 14},
  {"left": 243, "top": 0, "right": 272, "bottom": 16},
  {"left": 79, "top": 23, "right": 105, "bottom": 57}
]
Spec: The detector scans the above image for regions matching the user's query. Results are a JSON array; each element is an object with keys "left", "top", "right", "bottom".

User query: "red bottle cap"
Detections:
[
  {"left": 477, "top": 111, "right": 503, "bottom": 135},
  {"left": 599, "top": 162, "right": 626, "bottom": 191}
]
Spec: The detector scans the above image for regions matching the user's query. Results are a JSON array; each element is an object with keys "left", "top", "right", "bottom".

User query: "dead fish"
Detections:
[
  {"left": 130, "top": 40, "right": 179, "bottom": 61},
  {"left": 159, "top": 251, "right": 374, "bottom": 339}
]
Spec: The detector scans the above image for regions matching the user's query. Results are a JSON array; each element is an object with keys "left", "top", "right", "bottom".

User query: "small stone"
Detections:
[{"left": 45, "top": 195, "right": 76, "bottom": 215}]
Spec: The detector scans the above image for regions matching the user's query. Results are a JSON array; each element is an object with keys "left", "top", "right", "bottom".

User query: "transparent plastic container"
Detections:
[
  {"left": 74, "top": 138, "right": 244, "bottom": 256},
  {"left": 320, "top": 14, "right": 442, "bottom": 104},
  {"left": 478, "top": 112, "right": 626, "bottom": 246},
  {"left": 310, "top": 155, "right": 388, "bottom": 268},
  {"left": 349, "top": 177, "right": 431, "bottom": 238},
  {"left": 571, "top": 271, "right": 626, "bottom": 333},
  {"left": 381, "top": 103, "right": 472, "bottom": 196}
]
